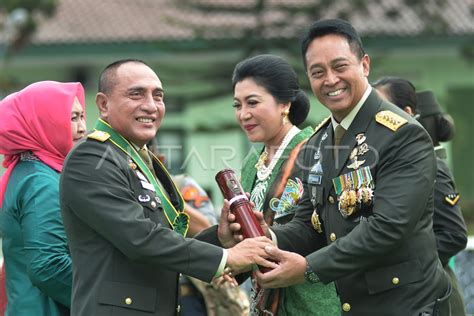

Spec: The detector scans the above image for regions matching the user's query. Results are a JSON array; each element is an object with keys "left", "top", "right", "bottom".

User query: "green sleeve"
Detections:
[{"left": 19, "top": 170, "right": 71, "bottom": 307}]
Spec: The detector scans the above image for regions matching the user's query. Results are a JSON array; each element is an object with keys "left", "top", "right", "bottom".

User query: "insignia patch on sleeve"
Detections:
[
  {"left": 375, "top": 111, "right": 408, "bottom": 131},
  {"left": 445, "top": 193, "right": 460, "bottom": 206},
  {"left": 87, "top": 130, "right": 110, "bottom": 142}
]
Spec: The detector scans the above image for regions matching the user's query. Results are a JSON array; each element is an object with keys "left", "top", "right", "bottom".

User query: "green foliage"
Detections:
[
  {"left": 0, "top": 0, "right": 58, "bottom": 51},
  {"left": 1, "top": 0, "right": 56, "bottom": 15}
]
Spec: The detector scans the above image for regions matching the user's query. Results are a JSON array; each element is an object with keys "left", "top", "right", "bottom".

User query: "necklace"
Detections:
[{"left": 255, "top": 126, "right": 300, "bottom": 181}]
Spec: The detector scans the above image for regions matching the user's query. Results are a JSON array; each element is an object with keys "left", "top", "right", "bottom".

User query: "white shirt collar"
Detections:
[{"left": 331, "top": 85, "right": 372, "bottom": 131}]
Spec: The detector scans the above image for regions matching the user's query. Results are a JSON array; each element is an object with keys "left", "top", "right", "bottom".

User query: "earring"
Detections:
[{"left": 282, "top": 109, "right": 290, "bottom": 125}]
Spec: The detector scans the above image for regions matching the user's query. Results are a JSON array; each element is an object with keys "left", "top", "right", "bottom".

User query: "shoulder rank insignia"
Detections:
[
  {"left": 445, "top": 193, "right": 460, "bottom": 206},
  {"left": 313, "top": 116, "right": 331, "bottom": 135},
  {"left": 375, "top": 111, "right": 407, "bottom": 131},
  {"left": 87, "top": 130, "right": 110, "bottom": 142}
]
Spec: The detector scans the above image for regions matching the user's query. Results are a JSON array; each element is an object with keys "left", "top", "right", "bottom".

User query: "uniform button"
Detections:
[
  {"left": 330, "top": 233, "right": 337, "bottom": 242},
  {"left": 328, "top": 196, "right": 335, "bottom": 204},
  {"left": 151, "top": 201, "right": 157, "bottom": 208},
  {"left": 392, "top": 277, "right": 400, "bottom": 285},
  {"left": 125, "top": 297, "right": 132, "bottom": 305},
  {"left": 177, "top": 305, "right": 181, "bottom": 313},
  {"left": 342, "top": 303, "right": 351, "bottom": 312}
]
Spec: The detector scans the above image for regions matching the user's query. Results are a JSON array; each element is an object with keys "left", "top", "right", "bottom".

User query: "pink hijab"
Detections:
[{"left": 0, "top": 81, "right": 85, "bottom": 208}]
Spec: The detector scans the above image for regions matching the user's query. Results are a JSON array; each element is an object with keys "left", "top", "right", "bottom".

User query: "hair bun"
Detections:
[
  {"left": 437, "top": 113, "right": 455, "bottom": 142},
  {"left": 289, "top": 90, "right": 310, "bottom": 126}
]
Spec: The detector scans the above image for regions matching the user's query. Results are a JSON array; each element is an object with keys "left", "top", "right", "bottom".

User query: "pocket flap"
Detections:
[
  {"left": 98, "top": 281, "right": 156, "bottom": 312},
  {"left": 365, "top": 259, "right": 423, "bottom": 294}
]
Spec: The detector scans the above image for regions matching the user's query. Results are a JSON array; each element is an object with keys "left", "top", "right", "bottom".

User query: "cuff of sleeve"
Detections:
[
  {"left": 269, "top": 229, "right": 278, "bottom": 246},
  {"left": 214, "top": 248, "right": 228, "bottom": 278}
]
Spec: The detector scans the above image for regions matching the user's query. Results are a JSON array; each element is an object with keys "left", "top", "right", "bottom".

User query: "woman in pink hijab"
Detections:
[{"left": 0, "top": 81, "right": 86, "bottom": 316}]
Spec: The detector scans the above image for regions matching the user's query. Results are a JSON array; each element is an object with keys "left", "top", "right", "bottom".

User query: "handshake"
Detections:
[
  {"left": 212, "top": 169, "right": 308, "bottom": 289},
  {"left": 214, "top": 198, "right": 308, "bottom": 289}
]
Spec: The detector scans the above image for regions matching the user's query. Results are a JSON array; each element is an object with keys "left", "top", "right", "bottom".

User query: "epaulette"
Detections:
[
  {"left": 375, "top": 111, "right": 407, "bottom": 131},
  {"left": 313, "top": 116, "right": 331, "bottom": 135},
  {"left": 87, "top": 130, "right": 110, "bottom": 142}
]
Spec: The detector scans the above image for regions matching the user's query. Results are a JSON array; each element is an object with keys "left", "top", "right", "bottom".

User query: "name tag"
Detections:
[
  {"left": 136, "top": 170, "right": 147, "bottom": 181},
  {"left": 308, "top": 174, "right": 322, "bottom": 185}
]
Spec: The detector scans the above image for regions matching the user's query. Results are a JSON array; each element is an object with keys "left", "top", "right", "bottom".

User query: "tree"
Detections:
[{"left": 0, "top": 0, "right": 58, "bottom": 94}]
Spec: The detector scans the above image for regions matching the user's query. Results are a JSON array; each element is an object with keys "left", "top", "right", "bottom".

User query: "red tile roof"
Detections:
[{"left": 2, "top": 0, "right": 474, "bottom": 45}]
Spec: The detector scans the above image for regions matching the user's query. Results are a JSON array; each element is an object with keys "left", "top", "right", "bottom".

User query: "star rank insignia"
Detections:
[{"left": 375, "top": 111, "right": 408, "bottom": 131}]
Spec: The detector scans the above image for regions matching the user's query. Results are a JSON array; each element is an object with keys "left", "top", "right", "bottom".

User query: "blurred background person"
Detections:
[
  {"left": 0, "top": 81, "right": 86, "bottom": 315},
  {"left": 374, "top": 76, "right": 468, "bottom": 316},
  {"left": 174, "top": 174, "right": 250, "bottom": 316},
  {"left": 232, "top": 54, "right": 339, "bottom": 315}
]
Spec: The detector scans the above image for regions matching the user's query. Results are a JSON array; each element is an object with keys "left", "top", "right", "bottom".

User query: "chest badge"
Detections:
[
  {"left": 311, "top": 210, "right": 323, "bottom": 233},
  {"left": 138, "top": 194, "right": 151, "bottom": 202},
  {"left": 347, "top": 133, "right": 369, "bottom": 170},
  {"left": 333, "top": 166, "right": 374, "bottom": 218},
  {"left": 128, "top": 158, "right": 137, "bottom": 170}
]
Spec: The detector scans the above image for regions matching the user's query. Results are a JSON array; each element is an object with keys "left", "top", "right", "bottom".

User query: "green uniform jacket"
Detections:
[
  {"left": 434, "top": 149, "right": 468, "bottom": 316},
  {"left": 0, "top": 159, "right": 71, "bottom": 316},
  {"left": 273, "top": 90, "right": 451, "bottom": 315},
  {"left": 433, "top": 150, "right": 467, "bottom": 266},
  {"left": 60, "top": 136, "right": 223, "bottom": 316}
]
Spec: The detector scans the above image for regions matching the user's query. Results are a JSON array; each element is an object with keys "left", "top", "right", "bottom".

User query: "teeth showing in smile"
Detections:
[
  {"left": 328, "top": 89, "right": 344, "bottom": 96},
  {"left": 137, "top": 118, "right": 153, "bottom": 123}
]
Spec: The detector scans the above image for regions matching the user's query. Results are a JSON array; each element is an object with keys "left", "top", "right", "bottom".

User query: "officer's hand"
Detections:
[
  {"left": 255, "top": 246, "right": 306, "bottom": 288},
  {"left": 225, "top": 193, "right": 271, "bottom": 243},
  {"left": 226, "top": 237, "right": 278, "bottom": 275}
]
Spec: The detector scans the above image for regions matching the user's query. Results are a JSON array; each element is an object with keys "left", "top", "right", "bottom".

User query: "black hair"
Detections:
[
  {"left": 373, "top": 76, "right": 417, "bottom": 113},
  {"left": 301, "top": 18, "right": 365, "bottom": 69},
  {"left": 232, "top": 54, "right": 310, "bottom": 126},
  {"left": 417, "top": 90, "right": 455, "bottom": 144},
  {"left": 98, "top": 59, "right": 150, "bottom": 94}
]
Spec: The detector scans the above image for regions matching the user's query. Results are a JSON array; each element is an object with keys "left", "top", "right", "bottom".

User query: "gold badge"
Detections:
[
  {"left": 339, "top": 190, "right": 357, "bottom": 218},
  {"left": 311, "top": 210, "right": 323, "bottom": 233}
]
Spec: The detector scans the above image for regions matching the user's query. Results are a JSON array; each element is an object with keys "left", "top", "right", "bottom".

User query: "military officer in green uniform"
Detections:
[
  {"left": 417, "top": 90, "right": 468, "bottom": 316},
  {"left": 225, "top": 19, "right": 452, "bottom": 315},
  {"left": 60, "top": 59, "right": 276, "bottom": 316},
  {"left": 373, "top": 77, "right": 468, "bottom": 316}
]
